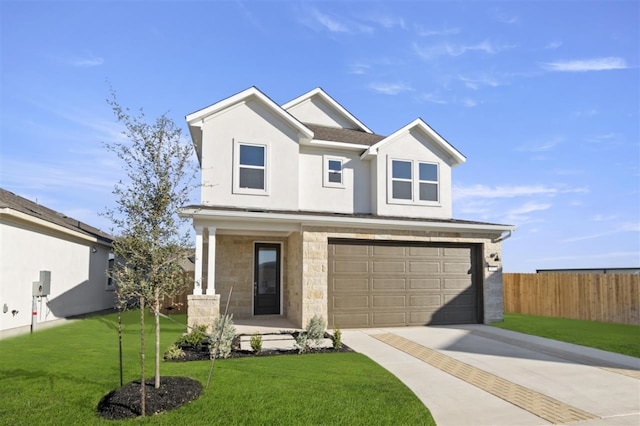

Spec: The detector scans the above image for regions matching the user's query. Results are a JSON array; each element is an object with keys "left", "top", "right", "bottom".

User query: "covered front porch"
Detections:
[{"left": 186, "top": 219, "right": 307, "bottom": 331}]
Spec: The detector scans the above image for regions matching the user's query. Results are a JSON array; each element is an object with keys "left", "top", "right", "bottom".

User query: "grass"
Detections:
[
  {"left": 0, "top": 310, "right": 434, "bottom": 425},
  {"left": 492, "top": 313, "right": 640, "bottom": 358}
]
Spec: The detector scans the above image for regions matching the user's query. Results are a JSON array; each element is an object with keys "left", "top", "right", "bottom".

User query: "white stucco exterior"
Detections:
[
  {"left": 0, "top": 209, "right": 114, "bottom": 338},
  {"left": 298, "top": 146, "right": 371, "bottom": 214},
  {"left": 199, "top": 97, "right": 302, "bottom": 210}
]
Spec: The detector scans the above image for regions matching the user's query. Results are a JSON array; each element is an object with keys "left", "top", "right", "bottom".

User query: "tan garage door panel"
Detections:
[{"left": 328, "top": 241, "right": 479, "bottom": 328}]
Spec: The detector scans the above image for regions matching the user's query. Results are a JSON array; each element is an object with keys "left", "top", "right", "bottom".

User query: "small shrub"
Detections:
[
  {"left": 306, "top": 315, "right": 326, "bottom": 346},
  {"left": 250, "top": 333, "right": 263, "bottom": 354},
  {"left": 295, "top": 315, "right": 327, "bottom": 353},
  {"left": 178, "top": 324, "right": 208, "bottom": 348},
  {"left": 210, "top": 314, "right": 235, "bottom": 359},
  {"left": 332, "top": 327, "right": 342, "bottom": 349},
  {"left": 163, "top": 344, "right": 185, "bottom": 360},
  {"left": 295, "top": 332, "right": 308, "bottom": 354}
]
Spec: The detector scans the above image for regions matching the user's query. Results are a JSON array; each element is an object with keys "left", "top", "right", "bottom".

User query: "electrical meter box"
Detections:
[{"left": 32, "top": 271, "right": 51, "bottom": 296}]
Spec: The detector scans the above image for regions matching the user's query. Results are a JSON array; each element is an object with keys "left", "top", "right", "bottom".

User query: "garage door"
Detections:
[{"left": 328, "top": 240, "right": 480, "bottom": 328}]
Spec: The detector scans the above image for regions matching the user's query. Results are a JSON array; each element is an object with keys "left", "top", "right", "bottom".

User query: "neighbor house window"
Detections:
[
  {"left": 323, "top": 156, "right": 344, "bottom": 188},
  {"left": 389, "top": 158, "right": 439, "bottom": 204},
  {"left": 105, "top": 252, "right": 115, "bottom": 291},
  {"left": 234, "top": 142, "right": 268, "bottom": 194}
]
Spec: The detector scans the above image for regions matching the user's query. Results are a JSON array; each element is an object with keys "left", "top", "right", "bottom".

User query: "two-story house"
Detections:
[{"left": 180, "top": 87, "right": 515, "bottom": 329}]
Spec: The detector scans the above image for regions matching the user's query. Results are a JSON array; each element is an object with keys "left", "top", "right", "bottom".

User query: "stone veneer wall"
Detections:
[
  {"left": 299, "top": 226, "right": 506, "bottom": 326},
  {"left": 187, "top": 295, "right": 220, "bottom": 332},
  {"left": 286, "top": 232, "right": 303, "bottom": 327},
  {"left": 215, "top": 235, "right": 288, "bottom": 319}
]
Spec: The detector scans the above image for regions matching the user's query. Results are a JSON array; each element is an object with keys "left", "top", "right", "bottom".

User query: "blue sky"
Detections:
[{"left": 1, "top": 1, "right": 638, "bottom": 272}]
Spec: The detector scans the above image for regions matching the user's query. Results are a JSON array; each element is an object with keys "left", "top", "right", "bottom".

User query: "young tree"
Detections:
[{"left": 104, "top": 90, "right": 196, "bottom": 416}]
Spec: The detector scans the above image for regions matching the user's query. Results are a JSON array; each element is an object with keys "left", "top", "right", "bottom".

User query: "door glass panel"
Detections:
[{"left": 257, "top": 248, "right": 277, "bottom": 295}]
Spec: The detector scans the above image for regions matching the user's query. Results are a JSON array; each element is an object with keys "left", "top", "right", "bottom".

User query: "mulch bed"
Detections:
[
  {"left": 97, "top": 376, "right": 202, "bottom": 420},
  {"left": 97, "top": 332, "right": 351, "bottom": 420}
]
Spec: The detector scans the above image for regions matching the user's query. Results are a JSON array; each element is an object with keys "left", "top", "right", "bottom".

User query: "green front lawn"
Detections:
[
  {"left": 0, "top": 310, "right": 434, "bottom": 425},
  {"left": 492, "top": 313, "right": 640, "bottom": 358}
]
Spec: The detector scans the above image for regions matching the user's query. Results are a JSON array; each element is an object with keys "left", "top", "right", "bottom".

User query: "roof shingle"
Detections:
[
  {"left": 0, "top": 188, "right": 112, "bottom": 243},
  {"left": 305, "top": 123, "right": 385, "bottom": 146}
]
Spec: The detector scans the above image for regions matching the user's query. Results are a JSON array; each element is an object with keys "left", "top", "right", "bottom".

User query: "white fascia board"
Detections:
[
  {"left": 0, "top": 208, "right": 111, "bottom": 246},
  {"left": 302, "top": 139, "right": 369, "bottom": 151},
  {"left": 180, "top": 207, "right": 515, "bottom": 234},
  {"left": 362, "top": 118, "right": 466, "bottom": 166},
  {"left": 185, "top": 87, "right": 313, "bottom": 139},
  {"left": 282, "top": 87, "right": 374, "bottom": 134}
]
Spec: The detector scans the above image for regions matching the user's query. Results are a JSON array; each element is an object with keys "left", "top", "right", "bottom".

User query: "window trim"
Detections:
[
  {"left": 387, "top": 157, "right": 440, "bottom": 205},
  {"left": 233, "top": 140, "right": 269, "bottom": 195},
  {"left": 323, "top": 155, "right": 345, "bottom": 188}
]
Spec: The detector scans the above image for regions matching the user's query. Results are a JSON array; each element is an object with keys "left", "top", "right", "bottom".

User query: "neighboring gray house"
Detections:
[
  {"left": 180, "top": 87, "right": 515, "bottom": 329},
  {"left": 0, "top": 188, "right": 114, "bottom": 338}
]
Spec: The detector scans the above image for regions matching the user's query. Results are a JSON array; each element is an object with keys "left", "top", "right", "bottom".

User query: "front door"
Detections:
[{"left": 253, "top": 243, "right": 281, "bottom": 315}]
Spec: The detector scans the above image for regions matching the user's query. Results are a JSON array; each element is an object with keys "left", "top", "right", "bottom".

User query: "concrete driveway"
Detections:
[{"left": 341, "top": 325, "right": 640, "bottom": 426}]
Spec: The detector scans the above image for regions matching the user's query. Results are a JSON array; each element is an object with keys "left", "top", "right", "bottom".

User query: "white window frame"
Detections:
[
  {"left": 233, "top": 140, "right": 269, "bottom": 195},
  {"left": 323, "top": 155, "right": 345, "bottom": 188},
  {"left": 105, "top": 251, "right": 116, "bottom": 291},
  {"left": 417, "top": 162, "right": 439, "bottom": 203},
  {"left": 387, "top": 157, "right": 440, "bottom": 205}
]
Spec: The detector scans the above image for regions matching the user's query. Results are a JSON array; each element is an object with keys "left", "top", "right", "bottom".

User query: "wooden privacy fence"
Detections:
[{"left": 503, "top": 273, "right": 640, "bottom": 325}]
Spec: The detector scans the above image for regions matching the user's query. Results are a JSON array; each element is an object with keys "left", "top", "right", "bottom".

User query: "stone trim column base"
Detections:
[{"left": 187, "top": 294, "right": 220, "bottom": 333}]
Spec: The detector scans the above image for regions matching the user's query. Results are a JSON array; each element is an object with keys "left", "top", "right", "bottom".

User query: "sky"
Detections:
[{"left": 1, "top": 0, "right": 638, "bottom": 273}]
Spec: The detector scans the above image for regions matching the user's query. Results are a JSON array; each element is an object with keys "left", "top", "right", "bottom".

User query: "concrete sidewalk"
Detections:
[{"left": 341, "top": 325, "right": 640, "bottom": 426}]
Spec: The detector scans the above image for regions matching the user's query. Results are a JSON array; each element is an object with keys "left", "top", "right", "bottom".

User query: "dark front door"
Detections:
[{"left": 254, "top": 243, "right": 281, "bottom": 315}]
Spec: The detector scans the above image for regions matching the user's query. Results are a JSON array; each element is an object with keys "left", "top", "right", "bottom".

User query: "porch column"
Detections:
[
  {"left": 193, "top": 226, "right": 203, "bottom": 295},
  {"left": 206, "top": 227, "right": 216, "bottom": 295}
]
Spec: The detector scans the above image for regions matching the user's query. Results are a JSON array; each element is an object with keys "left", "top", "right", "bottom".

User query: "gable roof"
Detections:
[
  {"left": 361, "top": 118, "right": 466, "bottom": 166},
  {"left": 282, "top": 87, "right": 373, "bottom": 134},
  {"left": 0, "top": 188, "right": 112, "bottom": 244},
  {"left": 186, "top": 87, "right": 314, "bottom": 163}
]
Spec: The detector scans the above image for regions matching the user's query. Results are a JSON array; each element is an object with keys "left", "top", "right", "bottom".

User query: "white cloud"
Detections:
[
  {"left": 312, "top": 9, "right": 349, "bottom": 33},
  {"left": 453, "top": 184, "right": 588, "bottom": 201},
  {"left": 413, "top": 40, "right": 514, "bottom": 60},
  {"left": 542, "top": 57, "right": 628, "bottom": 72},
  {"left": 459, "top": 75, "right": 503, "bottom": 90},
  {"left": 517, "top": 136, "right": 563, "bottom": 152},
  {"left": 415, "top": 25, "right": 460, "bottom": 37},
  {"left": 544, "top": 41, "right": 562, "bottom": 50},
  {"left": 369, "top": 82, "right": 413, "bottom": 95},
  {"left": 493, "top": 10, "right": 519, "bottom": 24},
  {"left": 421, "top": 93, "right": 447, "bottom": 104},
  {"left": 349, "top": 63, "right": 370, "bottom": 75},
  {"left": 507, "top": 202, "right": 552, "bottom": 216},
  {"left": 309, "top": 9, "right": 373, "bottom": 34},
  {"left": 559, "top": 222, "right": 640, "bottom": 243},
  {"left": 68, "top": 53, "right": 104, "bottom": 67},
  {"left": 364, "top": 13, "right": 406, "bottom": 30},
  {"left": 461, "top": 97, "right": 478, "bottom": 107}
]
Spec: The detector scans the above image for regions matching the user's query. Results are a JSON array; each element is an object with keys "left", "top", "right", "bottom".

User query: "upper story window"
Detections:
[
  {"left": 323, "top": 156, "right": 344, "bottom": 188},
  {"left": 389, "top": 158, "right": 439, "bottom": 204},
  {"left": 234, "top": 141, "right": 268, "bottom": 195}
]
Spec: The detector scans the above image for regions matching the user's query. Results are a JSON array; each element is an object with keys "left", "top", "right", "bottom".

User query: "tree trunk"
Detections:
[
  {"left": 118, "top": 308, "right": 123, "bottom": 387},
  {"left": 140, "top": 295, "right": 146, "bottom": 417},
  {"left": 154, "top": 287, "right": 160, "bottom": 389}
]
